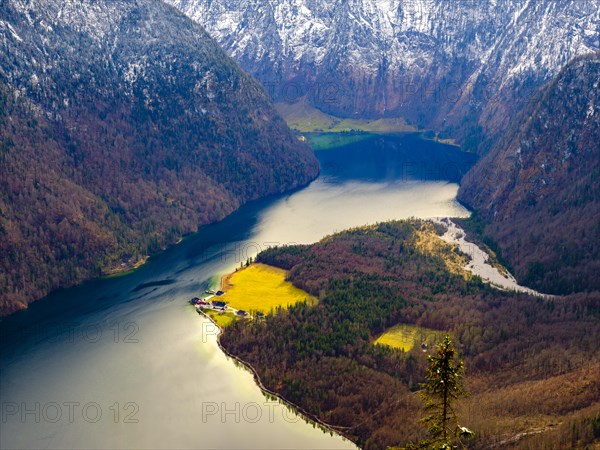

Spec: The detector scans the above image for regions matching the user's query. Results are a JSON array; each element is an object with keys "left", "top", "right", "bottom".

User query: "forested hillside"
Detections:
[
  {"left": 0, "top": 0, "right": 318, "bottom": 316},
  {"left": 459, "top": 53, "right": 600, "bottom": 294},
  {"left": 221, "top": 221, "right": 600, "bottom": 449}
]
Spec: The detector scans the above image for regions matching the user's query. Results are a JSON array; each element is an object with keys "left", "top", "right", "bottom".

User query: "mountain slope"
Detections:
[
  {"left": 0, "top": 0, "right": 318, "bottom": 316},
  {"left": 167, "top": 0, "right": 600, "bottom": 151},
  {"left": 458, "top": 53, "right": 600, "bottom": 294}
]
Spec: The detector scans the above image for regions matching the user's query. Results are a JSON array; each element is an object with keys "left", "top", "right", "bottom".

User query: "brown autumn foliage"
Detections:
[
  {"left": 0, "top": 0, "right": 319, "bottom": 315},
  {"left": 459, "top": 53, "right": 600, "bottom": 295},
  {"left": 220, "top": 220, "right": 600, "bottom": 449}
]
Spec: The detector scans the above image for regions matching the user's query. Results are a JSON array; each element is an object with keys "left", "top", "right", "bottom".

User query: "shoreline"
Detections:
[
  {"left": 103, "top": 256, "right": 150, "bottom": 279},
  {"left": 195, "top": 218, "right": 557, "bottom": 447},
  {"left": 3, "top": 172, "right": 320, "bottom": 319},
  {"left": 195, "top": 278, "right": 358, "bottom": 447},
  {"left": 302, "top": 130, "right": 466, "bottom": 154},
  {"left": 96, "top": 171, "right": 319, "bottom": 283},
  {"left": 4, "top": 129, "right": 468, "bottom": 318}
]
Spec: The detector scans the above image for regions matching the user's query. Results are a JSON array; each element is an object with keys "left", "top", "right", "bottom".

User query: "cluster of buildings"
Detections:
[{"left": 190, "top": 294, "right": 252, "bottom": 318}]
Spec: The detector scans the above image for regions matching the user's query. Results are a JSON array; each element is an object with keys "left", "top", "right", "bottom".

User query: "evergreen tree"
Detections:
[{"left": 417, "top": 336, "right": 473, "bottom": 449}]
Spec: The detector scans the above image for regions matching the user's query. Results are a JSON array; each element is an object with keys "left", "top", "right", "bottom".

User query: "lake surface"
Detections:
[{"left": 0, "top": 134, "right": 475, "bottom": 449}]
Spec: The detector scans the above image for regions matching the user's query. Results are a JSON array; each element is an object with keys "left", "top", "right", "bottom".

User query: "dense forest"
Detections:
[
  {"left": 220, "top": 220, "right": 600, "bottom": 449},
  {"left": 459, "top": 53, "right": 600, "bottom": 295},
  {"left": 0, "top": 0, "right": 318, "bottom": 315}
]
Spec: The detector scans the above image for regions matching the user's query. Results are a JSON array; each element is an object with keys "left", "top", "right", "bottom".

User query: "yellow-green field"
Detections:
[
  {"left": 275, "top": 100, "right": 415, "bottom": 134},
  {"left": 374, "top": 324, "right": 447, "bottom": 352},
  {"left": 203, "top": 309, "right": 236, "bottom": 328},
  {"left": 223, "top": 263, "right": 317, "bottom": 314}
]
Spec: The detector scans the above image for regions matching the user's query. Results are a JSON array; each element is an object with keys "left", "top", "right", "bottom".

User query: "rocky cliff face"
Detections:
[
  {"left": 167, "top": 0, "right": 599, "bottom": 151},
  {"left": 0, "top": 0, "right": 318, "bottom": 315},
  {"left": 459, "top": 53, "right": 600, "bottom": 294}
]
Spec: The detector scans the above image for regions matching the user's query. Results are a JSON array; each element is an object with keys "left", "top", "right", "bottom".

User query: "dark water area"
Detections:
[{"left": 319, "top": 133, "right": 477, "bottom": 184}]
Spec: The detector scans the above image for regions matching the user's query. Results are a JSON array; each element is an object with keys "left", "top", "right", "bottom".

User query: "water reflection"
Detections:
[{"left": 0, "top": 135, "right": 474, "bottom": 449}]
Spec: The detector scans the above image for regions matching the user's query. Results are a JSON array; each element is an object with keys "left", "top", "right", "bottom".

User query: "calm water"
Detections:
[{"left": 0, "top": 134, "right": 475, "bottom": 449}]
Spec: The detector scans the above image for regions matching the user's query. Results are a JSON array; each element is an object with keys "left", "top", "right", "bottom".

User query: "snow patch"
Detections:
[{"left": 3, "top": 21, "right": 24, "bottom": 42}]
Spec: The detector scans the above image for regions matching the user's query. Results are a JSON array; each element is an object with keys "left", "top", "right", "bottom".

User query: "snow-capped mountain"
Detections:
[
  {"left": 168, "top": 0, "right": 600, "bottom": 149},
  {"left": 0, "top": 0, "right": 317, "bottom": 314}
]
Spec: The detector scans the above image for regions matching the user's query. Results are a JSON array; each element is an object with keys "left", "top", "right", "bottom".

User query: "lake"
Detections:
[{"left": 0, "top": 134, "right": 475, "bottom": 449}]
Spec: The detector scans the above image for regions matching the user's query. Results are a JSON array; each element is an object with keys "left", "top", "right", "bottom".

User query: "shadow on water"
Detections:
[
  {"left": 131, "top": 280, "right": 176, "bottom": 292},
  {"left": 317, "top": 133, "right": 477, "bottom": 184},
  {"left": 0, "top": 192, "right": 281, "bottom": 361}
]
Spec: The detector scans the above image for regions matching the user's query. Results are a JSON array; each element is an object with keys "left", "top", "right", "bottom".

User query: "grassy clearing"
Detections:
[
  {"left": 275, "top": 99, "right": 415, "bottom": 134},
  {"left": 275, "top": 98, "right": 418, "bottom": 151},
  {"left": 374, "top": 324, "right": 447, "bottom": 352},
  {"left": 222, "top": 263, "right": 317, "bottom": 314},
  {"left": 203, "top": 309, "right": 236, "bottom": 328},
  {"left": 275, "top": 99, "right": 338, "bottom": 132},
  {"left": 329, "top": 117, "right": 415, "bottom": 133},
  {"left": 413, "top": 224, "right": 471, "bottom": 279}
]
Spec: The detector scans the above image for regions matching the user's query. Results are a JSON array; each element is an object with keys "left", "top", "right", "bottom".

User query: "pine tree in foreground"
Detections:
[{"left": 405, "top": 336, "right": 474, "bottom": 449}]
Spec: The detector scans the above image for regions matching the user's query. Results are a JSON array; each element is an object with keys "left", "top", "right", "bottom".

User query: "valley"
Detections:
[
  {"left": 0, "top": 0, "right": 318, "bottom": 316},
  {"left": 1, "top": 1, "right": 598, "bottom": 449},
  {"left": 168, "top": 0, "right": 599, "bottom": 152},
  {"left": 0, "top": 135, "right": 474, "bottom": 449},
  {"left": 275, "top": 99, "right": 416, "bottom": 134}
]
